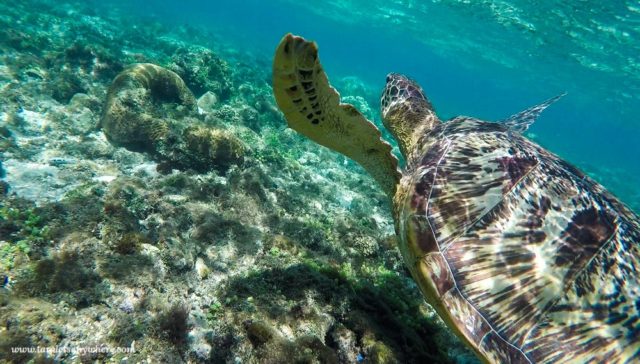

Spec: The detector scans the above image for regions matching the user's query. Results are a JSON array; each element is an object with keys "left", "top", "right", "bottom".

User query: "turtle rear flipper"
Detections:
[
  {"left": 500, "top": 93, "right": 566, "bottom": 133},
  {"left": 272, "top": 34, "right": 400, "bottom": 197}
]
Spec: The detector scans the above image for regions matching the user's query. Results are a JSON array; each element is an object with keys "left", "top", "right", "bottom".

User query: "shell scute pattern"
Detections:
[
  {"left": 403, "top": 117, "right": 640, "bottom": 363},
  {"left": 440, "top": 286, "right": 493, "bottom": 344},
  {"left": 480, "top": 331, "right": 529, "bottom": 363},
  {"left": 523, "top": 216, "right": 640, "bottom": 363},
  {"left": 414, "top": 117, "right": 540, "bottom": 252}
]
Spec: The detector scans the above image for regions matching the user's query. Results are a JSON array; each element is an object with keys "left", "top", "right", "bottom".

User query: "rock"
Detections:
[
  {"left": 195, "top": 257, "right": 210, "bottom": 279},
  {"left": 69, "top": 92, "right": 101, "bottom": 111},
  {"left": 192, "top": 341, "right": 212, "bottom": 362},
  {"left": 197, "top": 91, "right": 218, "bottom": 114},
  {"left": 329, "top": 324, "right": 359, "bottom": 363},
  {"left": 1, "top": 159, "right": 77, "bottom": 202}
]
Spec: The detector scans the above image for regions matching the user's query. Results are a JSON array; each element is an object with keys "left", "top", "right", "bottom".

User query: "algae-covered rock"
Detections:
[
  {"left": 169, "top": 46, "right": 232, "bottom": 100},
  {"left": 155, "top": 304, "right": 191, "bottom": 350},
  {"left": 329, "top": 324, "right": 359, "bottom": 363},
  {"left": 245, "top": 320, "right": 277, "bottom": 346},
  {"left": 100, "top": 63, "right": 197, "bottom": 152},
  {"left": 113, "top": 232, "right": 149, "bottom": 255},
  {"left": 182, "top": 125, "right": 246, "bottom": 173},
  {"left": 241, "top": 319, "right": 339, "bottom": 364},
  {"left": 50, "top": 68, "right": 88, "bottom": 103}
]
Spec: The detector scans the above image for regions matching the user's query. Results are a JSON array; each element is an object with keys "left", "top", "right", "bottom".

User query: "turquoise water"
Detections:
[{"left": 111, "top": 0, "right": 640, "bottom": 211}]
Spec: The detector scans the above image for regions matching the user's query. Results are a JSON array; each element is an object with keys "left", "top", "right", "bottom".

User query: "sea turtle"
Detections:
[{"left": 272, "top": 34, "right": 640, "bottom": 363}]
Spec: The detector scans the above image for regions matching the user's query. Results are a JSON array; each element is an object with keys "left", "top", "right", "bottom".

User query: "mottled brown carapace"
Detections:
[{"left": 397, "top": 118, "right": 640, "bottom": 363}]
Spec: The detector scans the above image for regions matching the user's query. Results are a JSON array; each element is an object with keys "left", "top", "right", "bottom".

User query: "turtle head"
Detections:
[{"left": 381, "top": 73, "right": 439, "bottom": 159}]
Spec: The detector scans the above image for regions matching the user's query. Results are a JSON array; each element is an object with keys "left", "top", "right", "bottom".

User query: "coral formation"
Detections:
[
  {"left": 100, "top": 63, "right": 198, "bottom": 152},
  {"left": 100, "top": 63, "right": 247, "bottom": 174},
  {"left": 181, "top": 126, "right": 246, "bottom": 173},
  {"left": 169, "top": 46, "right": 233, "bottom": 100}
]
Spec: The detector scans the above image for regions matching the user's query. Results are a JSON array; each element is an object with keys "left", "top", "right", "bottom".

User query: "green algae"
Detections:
[{"left": 0, "top": 200, "right": 51, "bottom": 270}]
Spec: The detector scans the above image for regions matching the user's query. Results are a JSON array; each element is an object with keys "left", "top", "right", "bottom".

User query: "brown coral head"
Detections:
[{"left": 100, "top": 63, "right": 197, "bottom": 152}]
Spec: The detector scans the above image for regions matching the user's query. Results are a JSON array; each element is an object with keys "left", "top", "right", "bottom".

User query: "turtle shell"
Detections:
[{"left": 395, "top": 117, "right": 640, "bottom": 363}]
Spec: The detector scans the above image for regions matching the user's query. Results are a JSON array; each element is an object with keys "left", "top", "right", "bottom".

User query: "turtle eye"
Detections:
[{"left": 386, "top": 74, "right": 392, "bottom": 83}]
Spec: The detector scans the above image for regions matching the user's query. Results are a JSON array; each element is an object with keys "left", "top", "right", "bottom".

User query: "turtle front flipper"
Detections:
[{"left": 272, "top": 34, "right": 401, "bottom": 197}]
